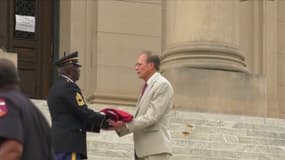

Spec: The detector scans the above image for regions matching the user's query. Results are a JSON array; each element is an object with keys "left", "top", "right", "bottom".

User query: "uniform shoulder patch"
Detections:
[
  {"left": 0, "top": 98, "right": 8, "bottom": 117},
  {"left": 75, "top": 92, "right": 85, "bottom": 106}
]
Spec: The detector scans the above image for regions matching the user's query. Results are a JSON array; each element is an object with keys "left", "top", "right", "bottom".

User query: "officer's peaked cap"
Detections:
[{"left": 55, "top": 51, "right": 82, "bottom": 67}]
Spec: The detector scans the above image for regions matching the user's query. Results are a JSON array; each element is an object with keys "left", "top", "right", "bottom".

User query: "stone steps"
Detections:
[{"left": 32, "top": 99, "right": 285, "bottom": 160}]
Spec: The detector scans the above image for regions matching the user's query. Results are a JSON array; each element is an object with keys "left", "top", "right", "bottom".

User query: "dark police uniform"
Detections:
[
  {"left": 47, "top": 52, "right": 107, "bottom": 159},
  {"left": 0, "top": 88, "right": 55, "bottom": 160}
]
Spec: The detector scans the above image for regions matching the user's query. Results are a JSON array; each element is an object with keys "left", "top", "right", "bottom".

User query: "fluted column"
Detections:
[{"left": 161, "top": 0, "right": 246, "bottom": 72}]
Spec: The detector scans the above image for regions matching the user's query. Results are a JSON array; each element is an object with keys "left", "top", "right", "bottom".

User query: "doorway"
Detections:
[{"left": 1, "top": 0, "right": 58, "bottom": 98}]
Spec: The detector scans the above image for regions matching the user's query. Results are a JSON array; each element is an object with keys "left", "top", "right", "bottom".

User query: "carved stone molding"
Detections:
[{"left": 161, "top": 41, "right": 248, "bottom": 72}]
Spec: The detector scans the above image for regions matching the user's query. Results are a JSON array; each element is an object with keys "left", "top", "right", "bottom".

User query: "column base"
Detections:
[{"left": 162, "top": 67, "right": 266, "bottom": 117}]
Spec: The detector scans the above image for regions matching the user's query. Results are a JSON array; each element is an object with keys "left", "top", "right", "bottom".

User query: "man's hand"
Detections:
[{"left": 107, "top": 120, "right": 126, "bottom": 129}]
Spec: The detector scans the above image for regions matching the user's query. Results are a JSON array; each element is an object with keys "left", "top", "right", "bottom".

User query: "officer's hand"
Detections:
[{"left": 101, "top": 117, "right": 112, "bottom": 130}]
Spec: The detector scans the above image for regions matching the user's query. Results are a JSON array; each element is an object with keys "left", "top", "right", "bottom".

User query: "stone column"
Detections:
[
  {"left": 162, "top": 0, "right": 246, "bottom": 72},
  {"left": 59, "top": 0, "right": 98, "bottom": 96},
  {"left": 161, "top": 0, "right": 266, "bottom": 116}
]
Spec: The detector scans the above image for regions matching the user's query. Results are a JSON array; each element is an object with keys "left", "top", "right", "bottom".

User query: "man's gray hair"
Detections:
[{"left": 141, "top": 50, "right": 160, "bottom": 71}]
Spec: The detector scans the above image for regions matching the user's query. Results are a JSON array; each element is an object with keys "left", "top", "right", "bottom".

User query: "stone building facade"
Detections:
[{"left": 1, "top": 0, "right": 285, "bottom": 118}]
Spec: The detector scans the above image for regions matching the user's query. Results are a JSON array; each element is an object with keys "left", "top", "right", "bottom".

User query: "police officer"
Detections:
[
  {"left": 47, "top": 51, "right": 109, "bottom": 160},
  {"left": 0, "top": 58, "right": 55, "bottom": 160}
]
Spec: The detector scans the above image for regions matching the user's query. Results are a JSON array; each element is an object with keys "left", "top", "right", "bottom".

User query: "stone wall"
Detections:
[
  {"left": 0, "top": 48, "right": 17, "bottom": 65},
  {"left": 58, "top": 0, "right": 285, "bottom": 118}
]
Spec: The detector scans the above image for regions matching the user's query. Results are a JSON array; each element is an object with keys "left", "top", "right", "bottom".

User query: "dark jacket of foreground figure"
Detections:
[{"left": 0, "top": 88, "right": 55, "bottom": 160}]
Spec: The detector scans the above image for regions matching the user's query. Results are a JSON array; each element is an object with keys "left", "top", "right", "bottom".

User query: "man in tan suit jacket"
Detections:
[{"left": 109, "top": 51, "right": 174, "bottom": 160}]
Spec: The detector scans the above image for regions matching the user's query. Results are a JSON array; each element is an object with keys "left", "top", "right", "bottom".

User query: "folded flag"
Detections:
[{"left": 100, "top": 108, "right": 133, "bottom": 122}]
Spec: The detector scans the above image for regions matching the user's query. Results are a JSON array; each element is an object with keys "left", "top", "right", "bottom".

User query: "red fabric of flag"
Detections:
[{"left": 100, "top": 108, "right": 133, "bottom": 122}]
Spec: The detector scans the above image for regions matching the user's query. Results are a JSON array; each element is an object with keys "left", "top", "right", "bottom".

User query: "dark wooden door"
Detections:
[{"left": 6, "top": 0, "right": 55, "bottom": 98}]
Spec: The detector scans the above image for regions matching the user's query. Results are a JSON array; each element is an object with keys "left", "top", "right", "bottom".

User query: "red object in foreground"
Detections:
[{"left": 100, "top": 108, "right": 133, "bottom": 122}]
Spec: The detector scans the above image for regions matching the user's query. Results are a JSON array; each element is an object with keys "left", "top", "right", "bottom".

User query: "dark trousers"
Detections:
[{"left": 55, "top": 152, "right": 80, "bottom": 160}]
